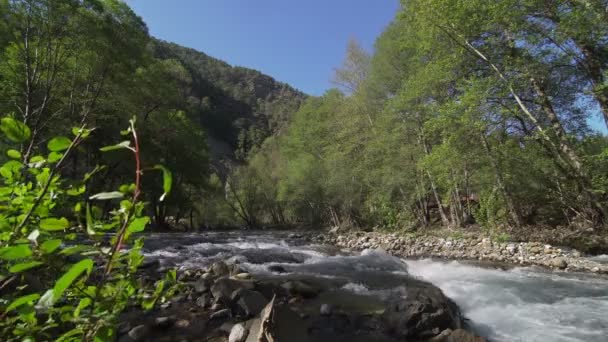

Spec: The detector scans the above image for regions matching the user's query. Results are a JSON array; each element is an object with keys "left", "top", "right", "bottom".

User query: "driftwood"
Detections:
[{"left": 257, "top": 295, "right": 276, "bottom": 342}]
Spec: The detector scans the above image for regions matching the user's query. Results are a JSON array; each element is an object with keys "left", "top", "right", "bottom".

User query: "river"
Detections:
[{"left": 143, "top": 231, "right": 608, "bottom": 342}]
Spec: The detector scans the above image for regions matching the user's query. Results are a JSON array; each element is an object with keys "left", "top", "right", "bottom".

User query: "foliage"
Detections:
[
  {"left": 0, "top": 118, "right": 176, "bottom": 341},
  {"left": 227, "top": 0, "right": 608, "bottom": 233}
]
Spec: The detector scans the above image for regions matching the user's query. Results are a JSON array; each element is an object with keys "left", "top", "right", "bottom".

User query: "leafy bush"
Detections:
[{"left": 0, "top": 117, "right": 175, "bottom": 341}]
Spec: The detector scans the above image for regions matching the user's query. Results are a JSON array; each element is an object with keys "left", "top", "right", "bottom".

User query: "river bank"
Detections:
[
  {"left": 121, "top": 232, "right": 486, "bottom": 342},
  {"left": 126, "top": 231, "right": 608, "bottom": 342},
  {"left": 319, "top": 229, "right": 608, "bottom": 274}
]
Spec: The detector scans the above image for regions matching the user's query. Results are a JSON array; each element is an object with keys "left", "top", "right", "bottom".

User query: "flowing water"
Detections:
[{"left": 143, "top": 231, "right": 608, "bottom": 342}]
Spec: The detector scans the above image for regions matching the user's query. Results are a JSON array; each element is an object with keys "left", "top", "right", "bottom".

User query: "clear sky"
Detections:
[{"left": 126, "top": 0, "right": 400, "bottom": 96}]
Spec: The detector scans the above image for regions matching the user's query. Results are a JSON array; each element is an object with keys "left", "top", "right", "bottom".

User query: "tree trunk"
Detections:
[{"left": 481, "top": 133, "right": 522, "bottom": 227}]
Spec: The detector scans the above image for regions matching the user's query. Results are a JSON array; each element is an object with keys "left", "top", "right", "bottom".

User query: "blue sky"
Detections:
[{"left": 126, "top": 0, "right": 400, "bottom": 96}]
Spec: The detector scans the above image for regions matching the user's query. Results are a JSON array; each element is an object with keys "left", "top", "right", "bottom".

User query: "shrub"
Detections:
[{"left": 0, "top": 117, "right": 175, "bottom": 341}]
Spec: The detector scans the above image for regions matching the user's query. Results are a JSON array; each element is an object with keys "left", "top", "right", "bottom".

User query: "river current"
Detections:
[{"left": 143, "top": 231, "right": 608, "bottom": 342}]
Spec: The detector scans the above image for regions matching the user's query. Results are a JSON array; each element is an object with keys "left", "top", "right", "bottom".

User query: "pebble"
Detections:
[{"left": 326, "top": 232, "right": 607, "bottom": 274}]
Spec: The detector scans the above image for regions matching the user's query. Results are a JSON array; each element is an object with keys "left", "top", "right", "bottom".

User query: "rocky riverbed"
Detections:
[
  {"left": 122, "top": 231, "right": 608, "bottom": 342},
  {"left": 321, "top": 230, "right": 608, "bottom": 274},
  {"left": 120, "top": 232, "right": 486, "bottom": 342}
]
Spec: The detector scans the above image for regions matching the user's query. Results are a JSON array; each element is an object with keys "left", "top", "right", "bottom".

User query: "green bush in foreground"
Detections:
[{"left": 0, "top": 117, "right": 175, "bottom": 341}]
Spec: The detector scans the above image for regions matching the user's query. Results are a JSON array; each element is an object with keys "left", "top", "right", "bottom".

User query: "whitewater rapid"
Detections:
[{"left": 143, "top": 232, "right": 608, "bottom": 342}]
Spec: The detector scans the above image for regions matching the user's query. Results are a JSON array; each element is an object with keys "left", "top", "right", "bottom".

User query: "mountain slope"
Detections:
[{"left": 150, "top": 39, "right": 307, "bottom": 166}]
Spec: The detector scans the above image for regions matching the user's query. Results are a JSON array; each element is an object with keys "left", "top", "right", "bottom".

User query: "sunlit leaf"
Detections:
[
  {"left": 10, "top": 261, "right": 43, "bottom": 273},
  {"left": 38, "top": 259, "right": 94, "bottom": 308},
  {"left": 7, "top": 149, "right": 21, "bottom": 159},
  {"left": 99, "top": 141, "right": 131, "bottom": 152},
  {"left": 154, "top": 164, "right": 172, "bottom": 201},
  {"left": 47, "top": 136, "right": 71, "bottom": 152},
  {"left": 1, "top": 117, "right": 31, "bottom": 143},
  {"left": 40, "top": 239, "right": 62, "bottom": 254},
  {"left": 48, "top": 151, "right": 63, "bottom": 163},
  {"left": 6, "top": 293, "right": 40, "bottom": 311},
  {"left": 40, "top": 217, "right": 69, "bottom": 231},
  {"left": 0, "top": 244, "right": 32, "bottom": 260}
]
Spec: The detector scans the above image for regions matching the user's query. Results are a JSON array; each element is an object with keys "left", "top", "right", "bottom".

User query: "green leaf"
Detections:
[
  {"left": 40, "top": 239, "right": 62, "bottom": 254},
  {"left": 10, "top": 261, "right": 43, "bottom": 273},
  {"left": 154, "top": 165, "right": 172, "bottom": 201},
  {"left": 66, "top": 185, "right": 86, "bottom": 196},
  {"left": 47, "top": 136, "right": 71, "bottom": 152},
  {"left": 59, "top": 245, "right": 93, "bottom": 256},
  {"left": 86, "top": 203, "right": 95, "bottom": 235},
  {"left": 40, "top": 217, "right": 69, "bottom": 231},
  {"left": 6, "top": 293, "right": 40, "bottom": 311},
  {"left": 47, "top": 151, "right": 63, "bottom": 163},
  {"left": 72, "top": 127, "right": 91, "bottom": 138},
  {"left": 1, "top": 117, "right": 31, "bottom": 143},
  {"left": 142, "top": 280, "right": 165, "bottom": 310},
  {"left": 74, "top": 297, "right": 91, "bottom": 318},
  {"left": 126, "top": 217, "right": 149, "bottom": 236},
  {"left": 99, "top": 141, "right": 131, "bottom": 152},
  {"left": 38, "top": 259, "right": 94, "bottom": 308},
  {"left": 0, "top": 244, "right": 32, "bottom": 260},
  {"left": 7, "top": 149, "right": 21, "bottom": 159}
]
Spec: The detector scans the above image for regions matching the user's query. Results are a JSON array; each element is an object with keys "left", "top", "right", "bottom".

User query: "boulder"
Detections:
[
  {"left": 211, "top": 261, "right": 231, "bottom": 277},
  {"left": 381, "top": 283, "right": 462, "bottom": 339},
  {"left": 127, "top": 325, "right": 149, "bottom": 341},
  {"left": 280, "top": 280, "right": 320, "bottom": 298},
  {"left": 196, "top": 293, "right": 212, "bottom": 308},
  {"left": 194, "top": 278, "right": 212, "bottom": 293},
  {"left": 232, "top": 289, "right": 269, "bottom": 317},
  {"left": 154, "top": 316, "right": 174, "bottom": 329},
  {"left": 211, "top": 278, "right": 255, "bottom": 304}
]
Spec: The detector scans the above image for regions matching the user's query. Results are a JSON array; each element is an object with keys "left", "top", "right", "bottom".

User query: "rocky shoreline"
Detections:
[
  {"left": 120, "top": 260, "right": 486, "bottom": 342},
  {"left": 319, "top": 230, "right": 608, "bottom": 274}
]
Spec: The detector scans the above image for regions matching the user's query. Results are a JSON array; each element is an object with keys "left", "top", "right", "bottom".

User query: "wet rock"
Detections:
[
  {"left": 228, "top": 323, "right": 248, "bottom": 342},
  {"left": 381, "top": 283, "right": 462, "bottom": 339},
  {"left": 219, "top": 322, "right": 235, "bottom": 334},
  {"left": 268, "top": 265, "right": 287, "bottom": 273},
  {"left": 430, "top": 328, "right": 487, "bottom": 342},
  {"left": 211, "top": 261, "right": 231, "bottom": 277},
  {"left": 154, "top": 316, "right": 174, "bottom": 329},
  {"left": 320, "top": 304, "right": 332, "bottom": 316},
  {"left": 194, "top": 278, "right": 212, "bottom": 293},
  {"left": 175, "top": 319, "right": 190, "bottom": 328},
  {"left": 281, "top": 280, "right": 320, "bottom": 298},
  {"left": 550, "top": 258, "right": 568, "bottom": 269},
  {"left": 211, "top": 278, "right": 255, "bottom": 304},
  {"left": 232, "top": 273, "right": 252, "bottom": 280},
  {"left": 232, "top": 289, "right": 269, "bottom": 317},
  {"left": 127, "top": 325, "right": 149, "bottom": 341},
  {"left": 139, "top": 259, "right": 160, "bottom": 270},
  {"left": 196, "top": 293, "right": 212, "bottom": 308},
  {"left": 210, "top": 308, "right": 231, "bottom": 320}
]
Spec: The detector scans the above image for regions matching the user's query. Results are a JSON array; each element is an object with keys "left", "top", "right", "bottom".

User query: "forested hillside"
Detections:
[
  {"left": 150, "top": 40, "right": 306, "bottom": 162},
  {"left": 0, "top": 0, "right": 305, "bottom": 228},
  {"left": 227, "top": 0, "right": 608, "bottom": 240}
]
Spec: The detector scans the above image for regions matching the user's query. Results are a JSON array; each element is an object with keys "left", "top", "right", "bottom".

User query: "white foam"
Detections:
[{"left": 405, "top": 259, "right": 608, "bottom": 342}]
